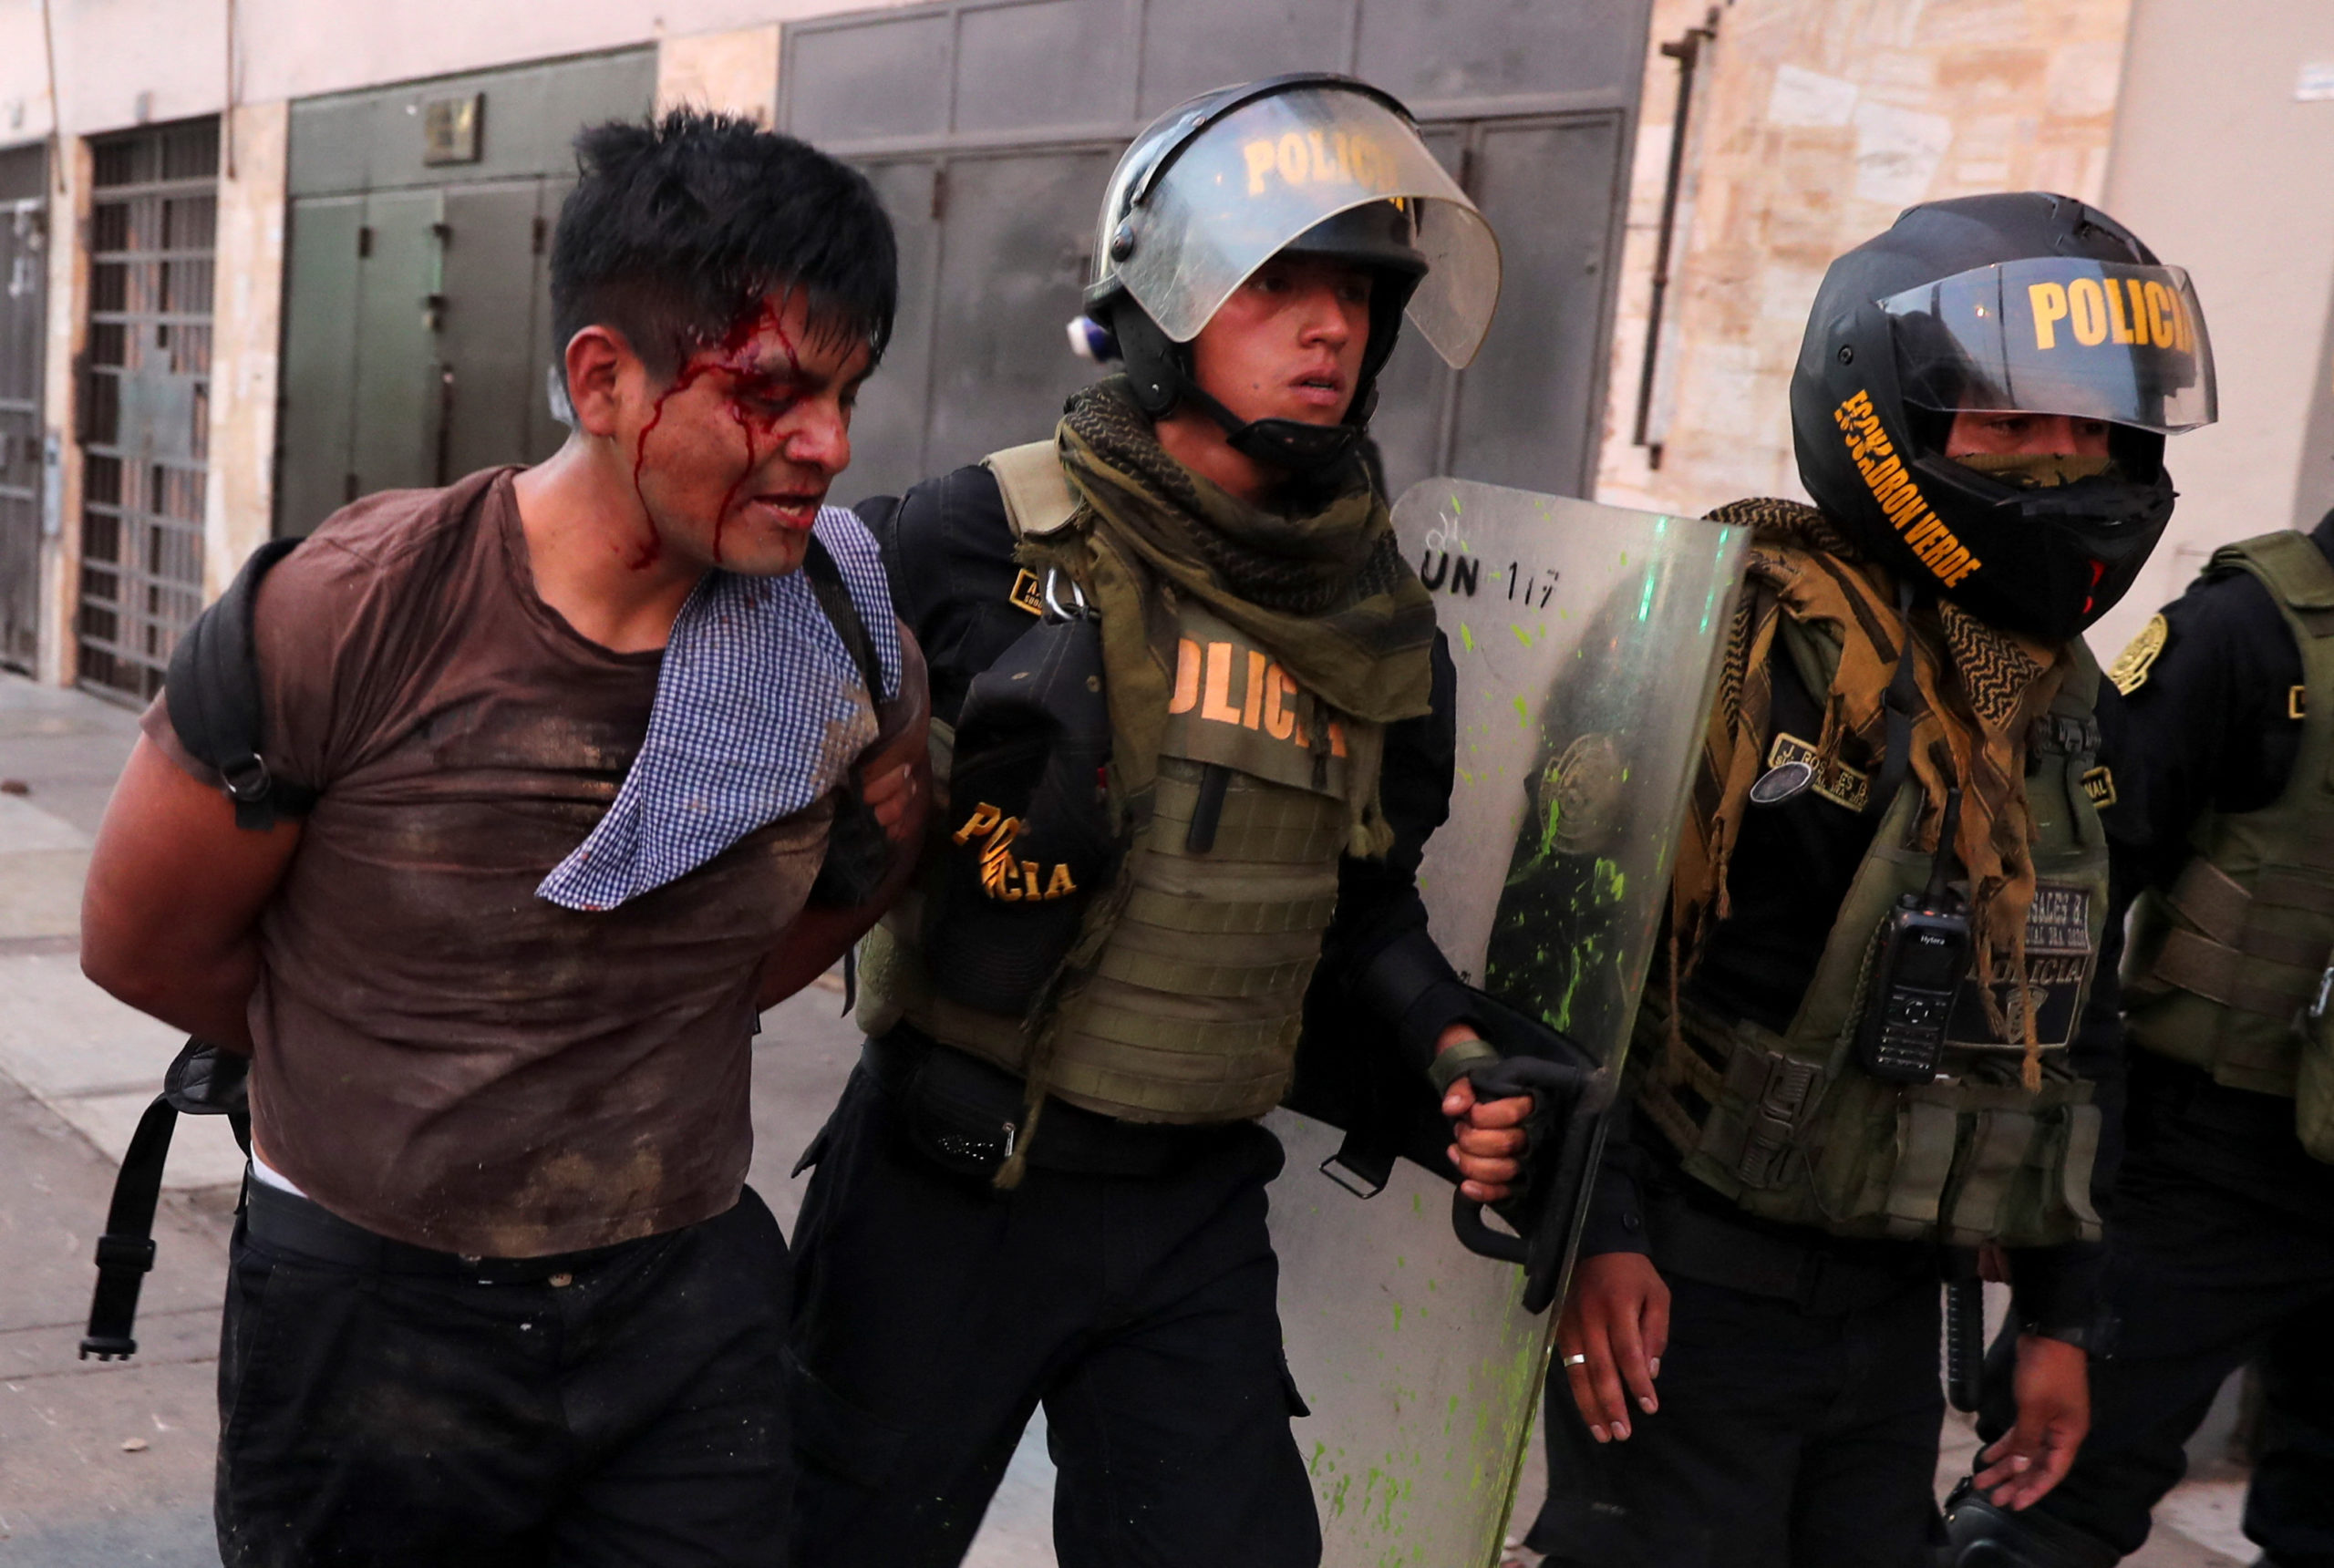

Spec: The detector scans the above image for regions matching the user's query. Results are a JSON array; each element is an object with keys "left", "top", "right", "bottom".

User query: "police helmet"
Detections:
[
  {"left": 1079, "top": 74, "right": 1502, "bottom": 474},
  {"left": 1792, "top": 192, "right": 2217, "bottom": 641}
]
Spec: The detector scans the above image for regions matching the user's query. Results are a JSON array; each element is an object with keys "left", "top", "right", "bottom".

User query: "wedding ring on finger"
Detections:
[{"left": 1564, "top": 1354, "right": 1589, "bottom": 1367}]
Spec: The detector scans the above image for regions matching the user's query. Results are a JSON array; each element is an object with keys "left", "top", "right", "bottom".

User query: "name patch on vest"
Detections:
[
  {"left": 1946, "top": 882, "right": 2095, "bottom": 1050},
  {"left": 1162, "top": 604, "right": 1348, "bottom": 798},
  {"left": 1766, "top": 731, "right": 1869, "bottom": 812}
]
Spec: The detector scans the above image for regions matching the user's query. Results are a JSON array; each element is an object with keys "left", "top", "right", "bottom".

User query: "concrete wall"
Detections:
[
  {"left": 2085, "top": 0, "right": 2334, "bottom": 662},
  {"left": 0, "top": 0, "right": 917, "bottom": 142},
  {"left": 34, "top": 133, "right": 85, "bottom": 687},
  {"left": 205, "top": 99, "right": 284, "bottom": 601},
  {"left": 1594, "top": 0, "right": 2139, "bottom": 522},
  {"left": 658, "top": 24, "right": 782, "bottom": 124}
]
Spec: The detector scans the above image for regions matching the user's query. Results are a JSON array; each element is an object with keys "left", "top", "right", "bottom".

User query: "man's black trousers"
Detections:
[
  {"left": 786, "top": 1064, "right": 1320, "bottom": 1568},
  {"left": 1974, "top": 1053, "right": 2334, "bottom": 1564},
  {"left": 214, "top": 1181, "right": 793, "bottom": 1568},
  {"left": 1527, "top": 1201, "right": 1946, "bottom": 1568}
]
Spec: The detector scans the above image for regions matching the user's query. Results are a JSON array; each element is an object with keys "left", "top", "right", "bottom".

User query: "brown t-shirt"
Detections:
[{"left": 147, "top": 468, "right": 878, "bottom": 1255}]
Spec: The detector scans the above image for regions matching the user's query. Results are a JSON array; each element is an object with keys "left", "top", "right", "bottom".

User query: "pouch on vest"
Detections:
[
  {"left": 2122, "top": 531, "right": 2334, "bottom": 1134},
  {"left": 923, "top": 573, "right": 1118, "bottom": 1016},
  {"left": 1643, "top": 645, "right": 2112, "bottom": 1248}
]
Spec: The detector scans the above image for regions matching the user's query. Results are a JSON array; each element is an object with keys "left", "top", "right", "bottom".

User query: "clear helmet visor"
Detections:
[
  {"left": 1104, "top": 84, "right": 1502, "bottom": 367},
  {"left": 1879, "top": 258, "right": 2217, "bottom": 435}
]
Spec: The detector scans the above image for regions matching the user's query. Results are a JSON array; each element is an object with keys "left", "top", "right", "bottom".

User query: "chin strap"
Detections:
[
  {"left": 1108, "top": 298, "right": 1372, "bottom": 478},
  {"left": 1171, "top": 372, "right": 1370, "bottom": 476}
]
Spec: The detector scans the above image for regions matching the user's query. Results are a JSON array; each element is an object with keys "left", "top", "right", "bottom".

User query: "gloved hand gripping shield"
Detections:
[{"left": 1265, "top": 480, "right": 1749, "bottom": 1568}]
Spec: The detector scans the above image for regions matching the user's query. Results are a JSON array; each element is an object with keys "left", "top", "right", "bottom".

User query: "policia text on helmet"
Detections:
[
  {"left": 1793, "top": 191, "right": 2215, "bottom": 644},
  {"left": 1074, "top": 72, "right": 1500, "bottom": 479}
]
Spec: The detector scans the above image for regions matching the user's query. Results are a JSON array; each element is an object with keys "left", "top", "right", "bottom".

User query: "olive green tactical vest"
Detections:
[
  {"left": 854, "top": 445, "right": 1351, "bottom": 1124},
  {"left": 2124, "top": 531, "right": 2334, "bottom": 1107},
  {"left": 1639, "top": 627, "right": 2110, "bottom": 1248}
]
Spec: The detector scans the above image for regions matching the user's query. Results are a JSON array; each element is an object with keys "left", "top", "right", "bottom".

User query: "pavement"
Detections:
[{"left": 0, "top": 669, "right": 2256, "bottom": 1566}]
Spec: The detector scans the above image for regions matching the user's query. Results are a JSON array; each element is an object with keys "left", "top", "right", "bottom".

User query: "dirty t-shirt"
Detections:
[{"left": 144, "top": 467, "right": 879, "bottom": 1256}]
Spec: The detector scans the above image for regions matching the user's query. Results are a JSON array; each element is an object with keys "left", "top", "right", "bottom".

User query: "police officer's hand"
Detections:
[
  {"left": 1555, "top": 1252, "right": 1668, "bottom": 1442},
  {"left": 1436, "top": 1026, "right": 1531, "bottom": 1202},
  {"left": 1973, "top": 1335, "right": 2089, "bottom": 1510},
  {"left": 861, "top": 758, "right": 922, "bottom": 846}
]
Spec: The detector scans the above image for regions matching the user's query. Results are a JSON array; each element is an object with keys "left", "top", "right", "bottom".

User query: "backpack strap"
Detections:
[
  {"left": 80, "top": 1039, "right": 250, "bottom": 1362},
  {"left": 983, "top": 441, "right": 1080, "bottom": 540},
  {"left": 800, "top": 533, "right": 896, "bottom": 917},
  {"left": 800, "top": 533, "right": 886, "bottom": 703},
  {"left": 163, "top": 538, "right": 319, "bottom": 830}
]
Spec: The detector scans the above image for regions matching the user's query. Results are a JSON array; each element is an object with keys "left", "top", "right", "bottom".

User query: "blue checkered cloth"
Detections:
[{"left": 537, "top": 507, "right": 902, "bottom": 912}]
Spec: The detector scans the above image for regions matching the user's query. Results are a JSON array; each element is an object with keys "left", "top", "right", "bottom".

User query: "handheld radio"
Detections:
[{"left": 1855, "top": 786, "right": 1970, "bottom": 1083}]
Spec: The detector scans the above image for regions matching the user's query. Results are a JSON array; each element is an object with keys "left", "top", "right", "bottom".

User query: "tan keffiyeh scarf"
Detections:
[{"left": 1675, "top": 498, "right": 2075, "bottom": 1086}]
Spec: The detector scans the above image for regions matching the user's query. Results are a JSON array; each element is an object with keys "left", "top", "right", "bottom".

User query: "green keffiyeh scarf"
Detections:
[
  {"left": 993, "top": 377, "right": 1438, "bottom": 1184},
  {"left": 1023, "top": 376, "right": 1439, "bottom": 854}
]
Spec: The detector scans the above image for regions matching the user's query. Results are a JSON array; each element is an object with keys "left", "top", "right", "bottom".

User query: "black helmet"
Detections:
[
  {"left": 1079, "top": 73, "right": 1501, "bottom": 475},
  {"left": 1791, "top": 192, "right": 2217, "bottom": 641}
]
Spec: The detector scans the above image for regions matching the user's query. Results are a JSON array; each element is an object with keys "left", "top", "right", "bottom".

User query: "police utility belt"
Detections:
[{"left": 863, "top": 1026, "right": 1245, "bottom": 1181}]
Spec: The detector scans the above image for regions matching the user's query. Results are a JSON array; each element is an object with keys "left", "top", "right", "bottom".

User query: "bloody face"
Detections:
[
  {"left": 1185, "top": 254, "right": 1373, "bottom": 428},
  {"left": 618, "top": 288, "right": 873, "bottom": 576}
]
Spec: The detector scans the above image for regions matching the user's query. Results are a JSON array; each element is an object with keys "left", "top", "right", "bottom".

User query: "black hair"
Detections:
[{"left": 550, "top": 110, "right": 897, "bottom": 385}]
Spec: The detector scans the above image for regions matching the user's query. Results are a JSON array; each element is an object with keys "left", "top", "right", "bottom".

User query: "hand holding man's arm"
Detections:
[
  {"left": 755, "top": 625, "right": 932, "bottom": 1007},
  {"left": 81, "top": 736, "right": 303, "bottom": 1052}
]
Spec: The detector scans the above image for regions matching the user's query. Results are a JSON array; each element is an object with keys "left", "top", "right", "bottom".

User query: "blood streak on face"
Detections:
[
  {"left": 626, "top": 355, "right": 721, "bottom": 569},
  {"left": 706, "top": 300, "right": 807, "bottom": 565},
  {"left": 628, "top": 294, "right": 813, "bottom": 570}
]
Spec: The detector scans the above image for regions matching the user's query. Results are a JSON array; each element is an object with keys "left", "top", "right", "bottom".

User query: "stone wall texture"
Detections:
[{"left": 1595, "top": 0, "right": 2138, "bottom": 521}]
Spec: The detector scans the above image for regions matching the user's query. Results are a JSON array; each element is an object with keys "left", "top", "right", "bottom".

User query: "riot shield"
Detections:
[{"left": 1265, "top": 479, "right": 1749, "bottom": 1568}]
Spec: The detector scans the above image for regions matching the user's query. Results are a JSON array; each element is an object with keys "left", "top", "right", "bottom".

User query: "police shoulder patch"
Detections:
[
  {"left": 1007, "top": 569, "right": 1046, "bottom": 617},
  {"left": 2108, "top": 613, "right": 2169, "bottom": 696}
]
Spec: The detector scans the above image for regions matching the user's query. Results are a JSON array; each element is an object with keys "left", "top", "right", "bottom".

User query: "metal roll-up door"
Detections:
[
  {"left": 0, "top": 143, "right": 47, "bottom": 673},
  {"left": 77, "top": 119, "right": 218, "bottom": 702}
]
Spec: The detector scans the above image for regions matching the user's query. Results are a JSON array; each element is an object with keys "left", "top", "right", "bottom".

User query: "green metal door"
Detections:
[
  {"left": 274, "top": 50, "right": 653, "bottom": 536},
  {"left": 439, "top": 180, "right": 564, "bottom": 481},
  {"left": 349, "top": 187, "right": 445, "bottom": 499},
  {"left": 274, "top": 195, "right": 362, "bottom": 533}
]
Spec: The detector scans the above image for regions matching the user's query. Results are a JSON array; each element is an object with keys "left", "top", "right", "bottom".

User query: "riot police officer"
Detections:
[
  {"left": 785, "top": 75, "right": 1533, "bottom": 1566},
  {"left": 1531, "top": 193, "right": 2219, "bottom": 1568},
  {"left": 1942, "top": 505, "right": 2334, "bottom": 1566}
]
